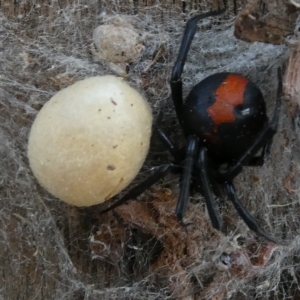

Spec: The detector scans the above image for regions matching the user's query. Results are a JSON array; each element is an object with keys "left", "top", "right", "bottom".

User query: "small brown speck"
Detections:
[
  {"left": 113, "top": 145, "right": 118, "bottom": 149},
  {"left": 107, "top": 164, "right": 116, "bottom": 171},
  {"left": 131, "top": 104, "right": 133, "bottom": 106},
  {"left": 91, "top": 144, "right": 94, "bottom": 147},
  {"left": 253, "top": 176, "right": 260, "bottom": 183},
  {"left": 111, "top": 98, "right": 117, "bottom": 105},
  {"left": 164, "top": 188, "right": 172, "bottom": 195},
  {"left": 141, "top": 142, "right": 143, "bottom": 145},
  {"left": 98, "top": 109, "right": 101, "bottom": 112},
  {"left": 107, "top": 117, "right": 111, "bottom": 119}
]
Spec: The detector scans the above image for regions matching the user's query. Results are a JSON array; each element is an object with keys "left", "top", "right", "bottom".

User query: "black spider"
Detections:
[{"left": 102, "top": 6, "right": 283, "bottom": 244}]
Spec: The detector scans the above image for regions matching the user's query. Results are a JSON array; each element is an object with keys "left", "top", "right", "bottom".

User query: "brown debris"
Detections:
[
  {"left": 284, "top": 165, "right": 298, "bottom": 194},
  {"left": 92, "top": 190, "right": 220, "bottom": 298},
  {"left": 92, "top": 190, "right": 279, "bottom": 299},
  {"left": 90, "top": 214, "right": 131, "bottom": 263},
  {"left": 234, "top": 0, "right": 298, "bottom": 44},
  {"left": 200, "top": 241, "right": 279, "bottom": 299},
  {"left": 229, "top": 241, "right": 279, "bottom": 278},
  {"left": 283, "top": 37, "right": 300, "bottom": 117}
]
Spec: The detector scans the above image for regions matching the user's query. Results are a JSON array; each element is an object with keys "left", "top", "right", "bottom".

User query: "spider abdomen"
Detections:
[{"left": 181, "top": 72, "right": 267, "bottom": 163}]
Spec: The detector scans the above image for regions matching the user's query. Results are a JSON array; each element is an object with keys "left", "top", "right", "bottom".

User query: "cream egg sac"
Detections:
[{"left": 28, "top": 75, "right": 152, "bottom": 206}]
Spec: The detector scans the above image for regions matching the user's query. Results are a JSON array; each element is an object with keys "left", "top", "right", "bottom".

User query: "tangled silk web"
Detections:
[{"left": 1, "top": 0, "right": 300, "bottom": 299}]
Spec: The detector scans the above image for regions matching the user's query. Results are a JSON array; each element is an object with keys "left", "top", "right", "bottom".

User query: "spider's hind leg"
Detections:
[
  {"left": 222, "top": 67, "right": 282, "bottom": 180},
  {"left": 170, "top": 6, "right": 226, "bottom": 120}
]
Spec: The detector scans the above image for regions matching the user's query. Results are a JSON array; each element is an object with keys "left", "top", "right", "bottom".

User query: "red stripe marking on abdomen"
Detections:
[{"left": 207, "top": 74, "right": 248, "bottom": 125}]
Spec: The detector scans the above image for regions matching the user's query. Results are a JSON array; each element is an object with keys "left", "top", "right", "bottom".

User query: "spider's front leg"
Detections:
[
  {"left": 196, "top": 148, "right": 223, "bottom": 231},
  {"left": 176, "top": 135, "right": 198, "bottom": 223},
  {"left": 223, "top": 181, "right": 283, "bottom": 244},
  {"left": 176, "top": 142, "right": 225, "bottom": 231},
  {"left": 155, "top": 112, "right": 184, "bottom": 162}
]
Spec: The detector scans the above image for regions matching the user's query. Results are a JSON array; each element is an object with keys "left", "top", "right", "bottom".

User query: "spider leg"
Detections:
[
  {"left": 196, "top": 147, "right": 223, "bottom": 231},
  {"left": 222, "top": 68, "right": 282, "bottom": 180},
  {"left": 101, "top": 163, "right": 178, "bottom": 213},
  {"left": 176, "top": 135, "right": 198, "bottom": 223},
  {"left": 154, "top": 112, "right": 184, "bottom": 162},
  {"left": 224, "top": 181, "right": 283, "bottom": 244},
  {"left": 170, "top": 7, "right": 226, "bottom": 120},
  {"left": 156, "top": 127, "right": 184, "bottom": 162},
  {"left": 245, "top": 139, "right": 272, "bottom": 166}
]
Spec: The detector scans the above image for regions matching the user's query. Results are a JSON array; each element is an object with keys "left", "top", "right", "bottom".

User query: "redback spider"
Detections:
[{"left": 102, "top": 5, "right": 283, "bottom": 244}]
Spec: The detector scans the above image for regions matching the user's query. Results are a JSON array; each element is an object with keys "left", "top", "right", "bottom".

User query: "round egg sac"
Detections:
[{"left": 28, "top": 75, "right": 152, "bottom": 206}]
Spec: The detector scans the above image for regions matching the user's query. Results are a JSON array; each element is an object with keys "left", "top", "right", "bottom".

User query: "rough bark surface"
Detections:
[{"left": 235, "top": 0, "right": 298, "bottom": 44}]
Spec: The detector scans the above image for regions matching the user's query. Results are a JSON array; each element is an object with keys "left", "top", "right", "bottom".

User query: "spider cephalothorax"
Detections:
[{"left": 102, "top": 6, "right": 283, "bottom": 244}]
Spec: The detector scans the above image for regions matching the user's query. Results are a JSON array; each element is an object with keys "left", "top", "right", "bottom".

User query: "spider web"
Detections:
[{"left": 0, "top": 0, "right": 299, "bottom": 299}]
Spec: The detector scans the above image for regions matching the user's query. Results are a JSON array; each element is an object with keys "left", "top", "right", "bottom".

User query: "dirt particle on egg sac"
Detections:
[
  {"left": 107, "top": 164, "right": 116, "bottom": 170},
  {"left": 111, "top": 98, "right": 117, "bottom": 105}
]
